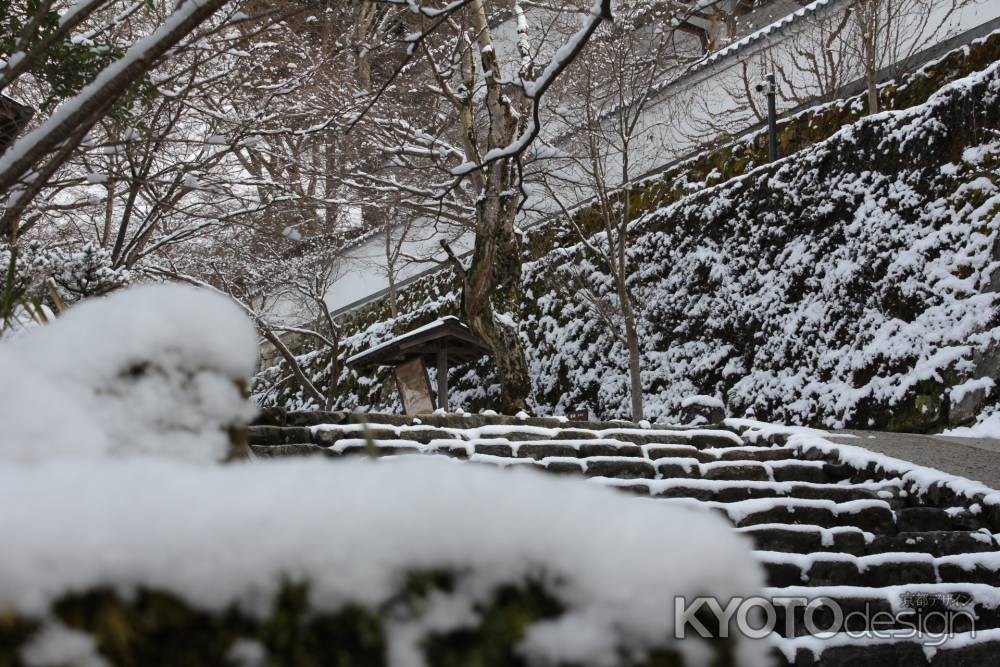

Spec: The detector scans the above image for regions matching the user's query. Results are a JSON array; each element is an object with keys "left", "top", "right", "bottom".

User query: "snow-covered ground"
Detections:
[{"left": 944, "top": 411, "right": 1000, "bottom": 438}]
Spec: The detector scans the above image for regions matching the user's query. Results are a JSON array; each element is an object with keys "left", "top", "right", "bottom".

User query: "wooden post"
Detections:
[{"left": 436, "top": 345, "right": 449, "bottom": 412}]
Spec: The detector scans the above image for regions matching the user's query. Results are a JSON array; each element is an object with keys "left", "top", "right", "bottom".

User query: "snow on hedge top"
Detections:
[
  {"left": 0, "top": 284, "right": 258, "bottom": 463},
  {"left": 0, "top": 456, "right": 768, "bottom": 666},
  {"left": 681, "top": 395, "right": 724, "bottom": 409}
]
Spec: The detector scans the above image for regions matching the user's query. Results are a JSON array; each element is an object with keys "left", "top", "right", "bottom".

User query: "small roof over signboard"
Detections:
[{"left": 347, "top": 316, "right": 491, "bottom": 369}]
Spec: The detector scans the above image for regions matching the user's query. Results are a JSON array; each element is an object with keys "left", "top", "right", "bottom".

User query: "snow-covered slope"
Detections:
[
  {"left": 262, "top": 39, "right": 1000, "bottom": 432},
  {"left": 536, "top": 59, "right": 1000, "bottom": 428}
]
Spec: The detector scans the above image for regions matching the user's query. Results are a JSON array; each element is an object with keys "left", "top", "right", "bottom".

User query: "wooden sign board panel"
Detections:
[{"left": 394, "top": 358, "right": 435, "bottom": 416}]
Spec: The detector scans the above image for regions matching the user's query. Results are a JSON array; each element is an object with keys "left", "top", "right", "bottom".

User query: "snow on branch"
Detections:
[
  {"left": 450, "top": 0, "right": 613, "bottom": 177},
  {"left": 0, "top": 0, "right": 230, "bottom": 240}
]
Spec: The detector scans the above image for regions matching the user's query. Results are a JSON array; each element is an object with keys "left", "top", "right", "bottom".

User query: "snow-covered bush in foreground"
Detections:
[
  {"left": 0, "top": 457, "right": 767, "bottom": 667},
  {"left": 0, "top": 283, "right": 258, "bottom": 463}
]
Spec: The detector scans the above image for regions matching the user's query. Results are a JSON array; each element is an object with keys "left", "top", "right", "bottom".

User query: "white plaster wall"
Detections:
[{"left": 316, "top": 0, "right": 1000, "bottom": 316}]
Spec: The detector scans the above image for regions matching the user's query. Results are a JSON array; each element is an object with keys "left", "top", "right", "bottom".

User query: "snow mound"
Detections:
[
  {"left": 0, "top": 456, "right": 768, "bottom": 666},
  {"left": 943, "top": 410, "right": 1000, "bottom": 439},
  {"left": 681, "top": 395, "right": 725, "bottom": 409},
  {"left": 0, "top": 284, "right": 258, "bottom": 463}
]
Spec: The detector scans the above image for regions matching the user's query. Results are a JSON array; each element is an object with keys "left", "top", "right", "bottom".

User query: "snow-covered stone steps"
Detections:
[
  {"left": 249, "top": 413, "right": 1000, "bottom": 659},
  {"left": 765, "top": 583, "right": 1000, "bottom": 637},
  {"left": 653, "top": 457, "right": 845, "bottom": 483},
  {"left": 756, "top": 551, "right": 1000, "bottom": 588},
  {"left": 594, "top": 478, "right": 899, "bottom": 503},
  {"left": 250, "top": 418, "right": 748, "bottom": 452},
  {"left": 261, "top": 440, "right": 856, "bottom": 485},
  {"left": 739, "top": 525, "right": 999, "bottom": 557},
  {"left": 650, "top": 496, "right": 896, "bottom": 533},
  {"left": 643, "top": 442, "right": 796, "bottom": 460},
  {"left": 770, "top": 629, "right": 1000, "bottom": 666},
  {"left": 707, "top": 497, "right": 896, "bottom": 533}
]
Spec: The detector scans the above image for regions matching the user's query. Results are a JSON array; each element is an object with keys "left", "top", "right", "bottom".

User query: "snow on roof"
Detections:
[
  {"left": 638, "top": 0, "right": 849, "bottom": 109},
  {"left": 346, "top": 316, "right": 490, "bottom": 368},
  {"left": 694, "top": 0, "right": 842, "bottom": 71},
  {"left": 347, "top": 316, "right": 462, "bottom": 364}
]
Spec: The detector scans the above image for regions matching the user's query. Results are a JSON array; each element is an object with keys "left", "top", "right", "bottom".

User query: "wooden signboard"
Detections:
[{"left": 394, "top": 358, "right": 435, "bottom": 415}]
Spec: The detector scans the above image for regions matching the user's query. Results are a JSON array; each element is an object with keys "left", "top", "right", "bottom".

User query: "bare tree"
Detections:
[
  {"left": 0, "top": 0, "right": 237, "bottom": 242},
  {"left": 338, "top": 0, "right": 613, "bottom": 412},
  {"left": 681, "top": 0, "right": 971, "bottom": 147},
  {"left": 843, "top": 0, "right": 967, "bottom": 113},
  {"left": 539, "top": 4, "right": 696, "bottom": 420}
]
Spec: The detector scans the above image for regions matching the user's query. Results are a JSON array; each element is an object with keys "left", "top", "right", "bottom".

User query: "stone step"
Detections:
[
  {"left": 868, "top": 531, "right": 1000, "bottom": 557},
  {"left": 739, "top": 525, "right": 876, "bottom": 555},
  {"left": 594, "top": 478, "right": 898, "bottom": 504},
  {"left": 650, "top": 457, "right": 849, "bottom": 484},
  {"left": 711, "top": 498, "right": 896, "bottom": 533},
  {"left": 501, "top": 440, "right": 643, "bottom": 459},
  {"left": 764, "top": 584, "right": 1000, "bottom": 638},
  {"left": 249, "top": 443, "right": 326, "bottom": 458},
  {"left": 645, "top": 444, "right": 799, "bottom": 463},
  {"left": 658, "top": 497, "right": 896, "bottom": 533},
  {"left": 937, "top": 552, "right": 1000, "bottom": 586},
  {"left": 758, "top": 551, "right": 1000, "bottom": 589},
  {"left": 770, "top": 629, "right": 1000, "bottom": 666},
  {"left": 576, "top": 428, "right": 744, "bottom": 449},
  {"left": 741, "top": 527, "right": 1000, "bottom": 557},
  {"left": 250, "top": 422, "right": 748, "bottom": 452},
  {"left": 247, "top": 425, "right": 315, "bottom": 447}
]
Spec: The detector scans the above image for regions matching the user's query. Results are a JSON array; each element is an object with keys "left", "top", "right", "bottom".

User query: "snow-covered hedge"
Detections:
[
  {"left": 0, "top": 284, "right": 257, "bottom": 462},
  {"left": 271, "top": 41, "right": 1000, "bottom": 430},
  {"left": 0, "top": 458, "right": 767, "bottom": 667},
  {"left": 0, "top": 285, "right": 768, "bottom": 666}
]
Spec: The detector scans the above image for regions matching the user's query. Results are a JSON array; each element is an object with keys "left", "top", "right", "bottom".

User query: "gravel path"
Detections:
[{"left": 826, "top": 430, "right": 1000, "bottom": 490}]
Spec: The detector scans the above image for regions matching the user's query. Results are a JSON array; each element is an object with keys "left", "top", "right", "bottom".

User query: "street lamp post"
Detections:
[{"left": 765, "top": 72, "right": 778, "bottom": 163}]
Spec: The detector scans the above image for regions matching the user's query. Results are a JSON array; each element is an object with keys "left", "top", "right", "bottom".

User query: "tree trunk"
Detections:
[
  {"left": 448, "top": 0, "right": 532, "bottom": 414},
  {"left": 385, "top": 222, "right": 399, "bottom": 318},
  {"left": 856, "top": 0, "right": 881, "bottom": 114},
  {"left": 101, "top": 180, "right": 114, "bottom": 248},
  {"left": 461, "top": 193, "right": 531, "bottom": 414},
  {"left": 618, "top": 276, "right": 643, "bottom": 421},
  {"left": 618, "top": 154, "right": 644, "bottom": 421},
  {"left": 387, "top": 268, "right": 399, "bottom": 318},
  {"left": 324, "top": 137, "right": 338, "bottom": 227},
  {"left": 324, "top": 350, "right": 340, "bottom": 410}
]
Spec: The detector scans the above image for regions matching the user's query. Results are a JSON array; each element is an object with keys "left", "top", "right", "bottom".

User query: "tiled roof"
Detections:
[
  {"left": 249, "top": 410, "right": 1000, "bottom": 665},
  {"left": 646, "top": 0, "right": 852, "bottom": 101}
]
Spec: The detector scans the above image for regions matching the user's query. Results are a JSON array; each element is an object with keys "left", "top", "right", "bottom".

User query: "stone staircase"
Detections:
[{"left": 249, "top": 409, "right": 1000, "bottom": 665}]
